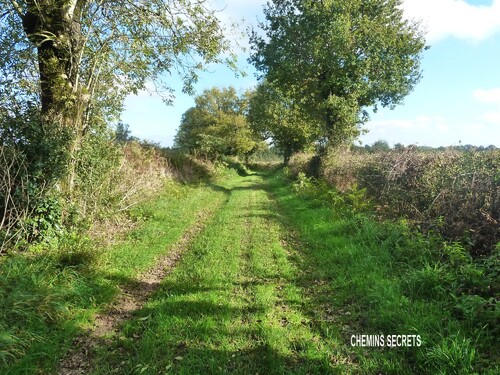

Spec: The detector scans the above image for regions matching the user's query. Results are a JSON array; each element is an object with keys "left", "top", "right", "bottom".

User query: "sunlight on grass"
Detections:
[{"left": 0, "top": 180, "right": 226, "bottom": 374}]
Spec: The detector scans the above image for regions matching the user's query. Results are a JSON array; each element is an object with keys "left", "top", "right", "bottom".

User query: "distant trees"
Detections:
[
  {"left": 353, "top": 141, "right": 499, "bottom": 153},
  {"left": 175, "top": 87, "right": 262, "bottom": 160},
  {"left": 370, "top": 140, "right": 391, "bottom": 152},
  {"left": 249, "top": 0, "right": 427, "bottom": 149},
  {"left": 248, "top": 81, "right": 319, "bottom": 164},
  {"left": 114, "top": 122, "right": 137, "bottom": 144}
]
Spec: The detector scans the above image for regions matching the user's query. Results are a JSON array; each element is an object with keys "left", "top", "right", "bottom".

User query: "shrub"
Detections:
[
  {"left": 164, "top": 149, "right": 221, "bottom": 182},
  {"left": 69, "top": 137, "right": 174, "bottom": 245},
  {"left": 320, "top": 148, "right": 500, "bottom": 255},
  {"left": 288, "top": 152, "right": 315, "bottom": 177},
  {"left": 0, "top": 146, "right": 63, "bottom": 253},
  {"left": 0, "top": 146, "right": 29, "bottom": 252}
]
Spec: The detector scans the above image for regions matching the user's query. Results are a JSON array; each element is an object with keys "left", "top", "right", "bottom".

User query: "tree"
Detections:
[
  {"left": 371, "top": 139, "right": 391, "bottom": 152},
  {"left": 1, "top": 0, "right": 235, "bottom": 187},
  {"left": 248, "top": 81, "right": 318, "bottom": 164},
  {"left": 249, "top": 0, "right": 426, "bottom": 148},
  {"left": 175, "top": 87, "right": 260, "bottom": 160},
  {"left": 394, "top": 142, "right": 405, "bottom": 150},
  {"left": 114, "top": 122, "right": 137, "bottom": 143}
]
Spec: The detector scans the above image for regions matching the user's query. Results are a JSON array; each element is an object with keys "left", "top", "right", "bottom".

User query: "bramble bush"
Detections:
[
  {"left": 290, "top": 148, "right": 500, "bottom": 256},
  {"left": 72, "top": 136, "right": 171, "bottom": 221},
  {"left": 0, "top": 105, "right": 72, "bottom": 253},
  {"left": 0, "top": 146, "right": 30, "bottom": 252}
]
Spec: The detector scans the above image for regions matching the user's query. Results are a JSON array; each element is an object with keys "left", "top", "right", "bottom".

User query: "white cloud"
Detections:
[
  {"left": 436, "top": 123, "right": 450, "bottom": 133},
  {"left": 473, "top": 88, "right": 500, "bottom": 106},
  {"left": 370, "top": 119, "right": 413, "bottom": 129},
  {"left": 482, "top": 111, "right": 500, "bottom": 124},
  {"left": 473, "top": 88, "right": 500, "bottom": 124},
  {"left": 403, "top": 0, "right": 500, "bottom": 43},
  {"left": 212, "top": 0, "right": 267, "bottom": 47},
  {"left": 220, "top": 1, "right": 500, "bottom": 45},
  {"left": 213, "top": 0, "right": 266, "bottom": 19}
]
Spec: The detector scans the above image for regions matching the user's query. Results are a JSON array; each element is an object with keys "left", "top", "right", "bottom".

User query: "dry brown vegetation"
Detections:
[
  {"left": 0, "top": 146, "right": 29, "bottom": 252},
  {"left": 289, "top": 147, "right": 500, "bottom": 255}
]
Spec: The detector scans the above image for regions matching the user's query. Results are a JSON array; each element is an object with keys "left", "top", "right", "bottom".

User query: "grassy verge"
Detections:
[
  {"left": 0, "top": 179, "right": 227, "bottom": 374},
  {"left": 268, "top": 172, "right": 499, "bottom": 374}
]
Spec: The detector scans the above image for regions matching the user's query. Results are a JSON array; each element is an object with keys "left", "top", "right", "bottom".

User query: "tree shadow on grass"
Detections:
[
  {"left": 206, "top": 180, "right": 270, "bottom": 196},
  {"left": 0, "top": 252, "right": 120, "bottom": 374},
  {"left": 85, "top": 218, "right": 342, "bottom": 374},
  {"left": 152, "top": 345, "right": 337, "bottom": 375},
  {"left": 91, "top": 296, "right": 338, "bottom": 375}
]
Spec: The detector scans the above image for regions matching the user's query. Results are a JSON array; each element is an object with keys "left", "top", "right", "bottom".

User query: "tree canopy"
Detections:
[
  {"left": 0, "top": 0, "right": 235, "bottom": 186},
  {"left": 248, "top": 81, "right": 319, "bottom": 164},
  {"left": 175, "top": 87, "right": 261, "bottom": 160},
  {"left": 249, "top": 0, "right": 427, "bottom": 147}
]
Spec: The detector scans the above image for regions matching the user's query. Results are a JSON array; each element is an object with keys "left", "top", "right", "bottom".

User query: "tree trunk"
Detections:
[
  {"left": 283, "top": 145, "right": 292, "bottom": 166},
  {"left": 22, "top": 2, "right": 86, "bottom": 190}
]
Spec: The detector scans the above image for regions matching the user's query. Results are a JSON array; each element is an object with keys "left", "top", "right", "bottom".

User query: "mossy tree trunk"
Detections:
[{"left": 21, "top": 1, "right": 88, "bottom": 190}]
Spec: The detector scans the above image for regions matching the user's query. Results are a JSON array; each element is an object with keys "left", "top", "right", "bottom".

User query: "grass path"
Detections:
[
  {"left": 89, "top": 172, "right": 348, "bottom": 374},
  {"left": 3, "top": 169, "right": 496, "bottom": 374},
  {"left": 59, "top": 195, "right": 226, "bottom": 374},
  {"left": 5, "top": 169, "right": 493, "bottom": 374}
]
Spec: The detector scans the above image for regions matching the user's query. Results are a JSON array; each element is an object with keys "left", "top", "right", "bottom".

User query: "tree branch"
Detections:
[
  {"left": 8, "top": 0, "right": 24, "bottom": 19},
  {"left": 63, "top": 0, "right": 78, "bottom": 20}
]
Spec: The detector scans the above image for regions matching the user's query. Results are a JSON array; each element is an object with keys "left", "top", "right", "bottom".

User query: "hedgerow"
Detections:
[{"left": 289, "top": 148, "right": 500, "bottom": 256}]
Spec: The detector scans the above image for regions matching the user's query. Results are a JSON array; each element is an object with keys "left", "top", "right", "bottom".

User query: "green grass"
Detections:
[
  {"left": 90, "top": 172, "right": 343, "bottom": 374},
  {"left": 0, "top": 180, "right": 227, "bottom": 374},
  {"left": 2, "top": 169, "right": 498, "bottom": 374},
  {"left": 267, "top": 172, "right": 498, "bottom": 374},
  {"left": 89, "top": 170, "right": 497, "bottom": 374}
]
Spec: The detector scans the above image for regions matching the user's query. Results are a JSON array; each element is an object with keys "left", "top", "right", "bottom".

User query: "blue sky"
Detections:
[{"left": 122, "top": 0, "right": 500, "bottom": 148}]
